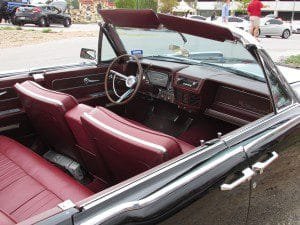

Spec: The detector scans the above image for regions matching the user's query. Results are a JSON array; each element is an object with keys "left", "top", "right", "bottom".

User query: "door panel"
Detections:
[
  {"left": 159, "top": 146, "right": 251, "bottom": 225},
  {"left": 244, "top": 115, "right": 300, "bottom": 225},
  {"left": 0, "top": 75, "right": 34, "bottom": 141},
  {"left": 42, "top": 65, "right": 110, "bottom": 106},
  {"left": 0, "top": 64, "right": 110, "bottom": 141}
]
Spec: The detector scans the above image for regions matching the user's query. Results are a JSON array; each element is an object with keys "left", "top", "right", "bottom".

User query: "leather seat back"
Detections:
[
  {"left": 81, "top": 107, "right": 183, "bottom": 182},
  {"left": 14, "top": 81, "right": 79, "bottom": 160}
]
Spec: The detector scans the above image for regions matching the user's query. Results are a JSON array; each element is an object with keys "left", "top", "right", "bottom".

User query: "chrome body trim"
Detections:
[
  {"left": 243, "top": 115, "right": 300, "bottom": 153},
  {"left": 80, "top": 147, "right": 244, "bottom": 225},
  {"left": 83, "top": 113, "right": 167, "bottom": 153},
  {"left": 204, "top": 108, "right": 249, "bottom": 126}
]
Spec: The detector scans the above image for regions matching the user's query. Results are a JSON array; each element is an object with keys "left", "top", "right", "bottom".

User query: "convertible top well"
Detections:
[{"left": 99, "top": 9, "right": 236, "bottom": 42}]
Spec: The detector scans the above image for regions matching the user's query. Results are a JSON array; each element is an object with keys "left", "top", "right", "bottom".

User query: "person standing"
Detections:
[
  {"left": 221, "top": 0, "right": 230, "bottom": 23},
  {"left": 247, "top": 0, "right": 264, "bottom": 38}
]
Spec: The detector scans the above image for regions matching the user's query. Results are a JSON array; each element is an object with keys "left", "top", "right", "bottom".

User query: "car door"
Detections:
[
  {"left": 0, "top": 74, "right": 35, "bottom": 144},
  {"left": 0, "top": 30, "right": 115, "bottom": 143},
  {"left": 48, "top": 6, "right": 61, "bottom": 24},
  {"left": 222, "top": 49, "right": 300, "bottom": 225},
  {"left": 69, "top": 140, "right": 252, "bottom": 225},
  {"left": 244, "top": 50, "right": 300, "bottom": 225}
]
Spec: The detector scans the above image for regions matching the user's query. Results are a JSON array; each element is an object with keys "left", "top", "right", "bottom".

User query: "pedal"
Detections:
[{"left": 43, "top": 151, "right": 84, "bottom": 181}]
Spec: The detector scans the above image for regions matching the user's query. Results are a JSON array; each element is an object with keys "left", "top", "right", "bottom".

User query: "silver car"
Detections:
[{"left": 259, "top": 18, "right": 292, "bottom": 39}]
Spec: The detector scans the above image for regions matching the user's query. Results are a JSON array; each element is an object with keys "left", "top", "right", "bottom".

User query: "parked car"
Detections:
[
  {"left": 0, "top": 0, "right": 29, "bottom": 23},
  {"left": 0, "top": 10, "right": 299, "bottom": 225},
  {"left": 291, "top": 20, "right": 300, "bottom": 34},
  {"left": 14, "top": 4, "right": 71, "bottom": 27},
  {"left": 259, "top": 18, "right": 292, "bottom": 38},
  {"left": 187, "top": 15, "right": 206, "bottom": 21},
  {"left": 207, "top": 16, "right": 250, "bottom": 31}
]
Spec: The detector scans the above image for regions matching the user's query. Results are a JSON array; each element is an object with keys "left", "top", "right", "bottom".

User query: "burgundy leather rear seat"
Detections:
[{"left": 0, "top": 136, "right": 92, "bottom": 224}]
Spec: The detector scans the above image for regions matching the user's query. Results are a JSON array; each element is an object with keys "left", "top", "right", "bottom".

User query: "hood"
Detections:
[{"left": 99, "top": 9, "right": 261, "bottom": 47}]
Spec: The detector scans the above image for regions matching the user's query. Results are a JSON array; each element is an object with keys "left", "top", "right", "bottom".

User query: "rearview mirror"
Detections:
[
  {"left": 80, "top": 48, "right": 96, "bottom": 60},
  {"left": 169, "top": 45, "right": 189, "bottom": 57},
  {"left": 169, "top": 44, "right": 181, "bottom": 51}
]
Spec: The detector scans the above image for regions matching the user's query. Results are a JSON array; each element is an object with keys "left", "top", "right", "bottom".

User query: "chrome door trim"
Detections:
[
  {"left": 80, "top": 147, "right": 244, "bottom": 225},
  {"left": 243, "top": 115, "right": 300, "bottom": 153}
]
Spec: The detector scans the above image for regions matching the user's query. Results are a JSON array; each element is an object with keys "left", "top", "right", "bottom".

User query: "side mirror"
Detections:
[
  {"left": 80, "top": 48, "right": 96, "bottom": 60},
  {"left": 265, "top": 22, "right": 270, "bottom": 25}
]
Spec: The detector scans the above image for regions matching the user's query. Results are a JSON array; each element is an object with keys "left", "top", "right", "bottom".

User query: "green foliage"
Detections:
[
  {"left": 115, "top": 0, "right": 157, "bottom": 11},
  {"left": 159, "top": 0, "right": 178, "bottom": 13},
  {"left": 138, "top": 0, "right": 157, "bottom": 11},
  {"left": 41, "top": 28, "right": 52, "bottom": 33},
  {"left": 285, "top": 55, "right": 300, "bottom": 67},
  {"left": 115, "top": 0, "right": 136, "bottom": 9},
  {"left": 236, "top": 0, "right": 250, "bottom": 14}
]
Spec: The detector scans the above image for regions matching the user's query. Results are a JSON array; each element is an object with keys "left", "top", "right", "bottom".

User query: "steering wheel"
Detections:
[{"left": 105, "top": 54, "right": 143, "bottom": 105}]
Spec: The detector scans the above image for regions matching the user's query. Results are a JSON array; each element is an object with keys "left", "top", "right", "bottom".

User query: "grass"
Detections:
[
  {"left": 0, "top": 26, "right": 19, "bottom": 30},
  {"left": 285, "top": 55, "right": 300, "bottom": 67},
  {"left": 41, "top": 28, "right": 52, "bottom": 33}
]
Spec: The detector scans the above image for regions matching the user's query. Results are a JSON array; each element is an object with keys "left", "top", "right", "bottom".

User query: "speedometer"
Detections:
[{"left": 147, "top": 71, "right": 169, "bottom": 87}]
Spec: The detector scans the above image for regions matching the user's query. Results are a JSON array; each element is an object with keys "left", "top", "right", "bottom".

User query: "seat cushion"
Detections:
[
  {"left": 0, "top": 136, "right": 92, "bottom": 224},
  {"left": 81, "top": 107, "right": 195, "bottom": 181},
  {"left": 65, "top": 104, "right": 111, "bottom": 184},
  {"left": 14, "top": 81, "right": 79, "bottom": 160}
]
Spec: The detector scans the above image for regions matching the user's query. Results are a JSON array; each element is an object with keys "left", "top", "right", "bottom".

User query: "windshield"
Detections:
[{"left": 116, "top": 28, "right": 265, "bottom": 81}]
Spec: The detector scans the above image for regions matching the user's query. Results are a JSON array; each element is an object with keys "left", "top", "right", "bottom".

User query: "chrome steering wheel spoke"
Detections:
[{"left": 116, "top": 89, "right": 134, "bottom": 103}]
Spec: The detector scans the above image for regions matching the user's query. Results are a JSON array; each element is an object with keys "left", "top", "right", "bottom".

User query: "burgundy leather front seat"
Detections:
[
  {"left": 81, "top": 107, "right": 194, "bottom": 182},
  {"left": 14, "top": 81, "right": 110, "bottom": 185},
  {"left": 14, "top": 81, "right": 79, "bottom": 160},
  {"left": 0, "top": 136, "right": 92, "bottom": 224}
]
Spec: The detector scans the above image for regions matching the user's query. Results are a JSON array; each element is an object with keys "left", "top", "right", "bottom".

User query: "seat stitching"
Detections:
[{"left": 0, "top": 147, "right": 63, "bottom": 201}]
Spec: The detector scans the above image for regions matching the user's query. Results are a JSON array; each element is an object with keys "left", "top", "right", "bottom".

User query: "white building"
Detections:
[{"left": 196, "top": 0, "right": 300, "bottom": 20}]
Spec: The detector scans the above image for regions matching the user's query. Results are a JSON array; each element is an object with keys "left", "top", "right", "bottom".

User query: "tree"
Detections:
[
  {"left": 115, "top": 0, "right": 158, "bottom": 11},
  {"left": 159, "top": 0, "right": 178, "bottom": 13},
  {"left": 236, "top": 0, "right": 250, "bottom": 14},
  {"left": 115, "top": 0, "right": 136, "bottom": 9}
]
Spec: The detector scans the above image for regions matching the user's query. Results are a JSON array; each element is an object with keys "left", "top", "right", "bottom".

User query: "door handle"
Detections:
[
  {"left": 252, "top": 151, "right": 278, "bottom": 174},
  {"left": 220, "top": 168, "right": 255, "bottom": 191},
  {"left": 0, "top": 91, "right": 7, "bottom": 96},
  {"left": 83, "top": 78, "right": 100, "bottom": 85}
]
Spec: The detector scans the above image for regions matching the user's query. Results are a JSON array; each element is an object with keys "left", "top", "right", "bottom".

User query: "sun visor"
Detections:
[
  {"left": 99, "top": 9, "right": 160, "bottom": 29},
  {"left": 157, "top": 13, "right": 235, "bottom": 42}
]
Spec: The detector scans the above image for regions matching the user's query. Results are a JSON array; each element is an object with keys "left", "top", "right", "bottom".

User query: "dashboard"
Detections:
[{"left": 131, "top": 60, "right": 272, "bottom": 125}]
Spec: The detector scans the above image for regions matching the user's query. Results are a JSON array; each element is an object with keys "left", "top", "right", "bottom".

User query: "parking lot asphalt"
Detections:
[{"left": 0, "top": 23, "right": 300, "bottom": 72}]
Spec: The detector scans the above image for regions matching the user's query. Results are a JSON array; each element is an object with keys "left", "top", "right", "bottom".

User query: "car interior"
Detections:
[
  {"left": 0, "top": 55, "right": 273, "bottom": 223},
  {"left": 0, "top": 12, "right": 275, "bottom": 224}
]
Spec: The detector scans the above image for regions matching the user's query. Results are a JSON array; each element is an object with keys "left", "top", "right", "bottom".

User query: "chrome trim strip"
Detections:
[
  {"left": 0, "top": 124, "right": 20, "bottom": 132},
  {"left": 244, "top": 115, "right": 300, "bottom": 153},
  {"left": 222, "top": 103, "right": 300, "bottom": 141},
  {"left": 83, "top": 113, "right": 167, "bottom": 153},
  {"left": 15, "top": 83, "right": 63, "bottom": 106},
  {"left": 80, "top": 147, "right": 244, "bottom": 225},
  {"left": 205, "top": 108, "right": 249, "bottom": 126}
]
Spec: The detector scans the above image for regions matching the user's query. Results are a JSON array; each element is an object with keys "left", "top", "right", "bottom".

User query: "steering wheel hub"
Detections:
[{"left": 125, "top": 76, "right": 137, "bottom": 88}]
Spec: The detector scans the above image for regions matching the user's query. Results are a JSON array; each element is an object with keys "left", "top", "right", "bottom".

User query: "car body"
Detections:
[
  {"left": 14, "top": 4, "right": 71, "bottom": 27},
  {"left": 291, "top": 20, "right": 300, "bottom": 34},
  {"left": 259, "top": 18, "right": 292, "bottom": 38},
  {"left": 206, "top": 16, "right": 250, "bottom": 31},
  {"left": 0, "top": 0, "right": 29, "bottom": 22},
  {"left": 187, "top": 15, "right": 206, "bottom": 21},
  {"left": 0, "top": 9, "right": 299, "bottom": 225}
]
